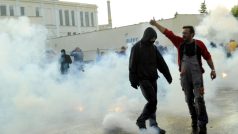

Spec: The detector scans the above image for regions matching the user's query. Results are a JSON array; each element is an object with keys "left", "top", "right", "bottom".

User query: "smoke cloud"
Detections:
[
  {"left": 196, "top": 6, "right": 238, "bottom": 44},
  {"left": 0, "top": 6, "right": 238, "bottom": 134}
]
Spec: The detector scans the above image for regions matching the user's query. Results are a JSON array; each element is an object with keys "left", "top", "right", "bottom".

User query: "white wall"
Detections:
[
  {"left": 48, "top": 14, "right": 204, "bottom": 61},
  {"left": 48, "top": 23, "right": 145, "bottom": 61}
]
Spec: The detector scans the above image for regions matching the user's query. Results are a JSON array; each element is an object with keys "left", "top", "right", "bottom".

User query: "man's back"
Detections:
[{"left": 132, "top": 42, "right": 158, "bottom": 80}]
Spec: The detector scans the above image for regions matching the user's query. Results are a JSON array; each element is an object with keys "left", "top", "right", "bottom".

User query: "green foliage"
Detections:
[
  {"left": 199, "top": 1, "right": 208, "bottom": 14},
  {"left": 231, "top": 5, "right": 238, "bottom": 17}
]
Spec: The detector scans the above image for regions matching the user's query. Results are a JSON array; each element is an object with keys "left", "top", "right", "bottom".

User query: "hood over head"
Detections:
[{"left": 141, "top": 27, "right": 157, "bottom": 44}]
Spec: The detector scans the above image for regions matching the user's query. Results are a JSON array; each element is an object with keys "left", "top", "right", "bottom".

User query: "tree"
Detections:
[
  {"left": 199, "top": 0, "right": 208, "bottom": 14},
  {"left": 231, "top": 5, "right": 238, "bottom": 17}
]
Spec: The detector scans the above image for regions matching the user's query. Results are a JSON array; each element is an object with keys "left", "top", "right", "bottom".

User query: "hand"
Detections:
[
  {"left": 131, "top": 83, "right": 138, "bottom": 90},
  {"left": 166, "top": 75, "right": 172, "bottom": 84},
  {"left": 211, "top": 70, "right": 216, "bottom": 80},
  {"left": 167, "top": 77, "right": 172, "bottom": 84},
  {"left": 199, "top": 87, "right": 205, "bottom": 96},
  {"left": 168, "top": 79, "right": 172, "bottom": 84},
  {"left": 150, "top": 17, "right": 157, "bottom": 26}
]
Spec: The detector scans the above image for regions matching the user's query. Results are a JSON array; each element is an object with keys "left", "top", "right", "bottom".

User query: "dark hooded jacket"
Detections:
[{"left": 129, "top": 27, "right": 172, "bottom": 86}]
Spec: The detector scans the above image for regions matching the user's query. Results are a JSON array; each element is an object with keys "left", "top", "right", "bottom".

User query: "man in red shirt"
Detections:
[{"left": 150, "top": 18, "right": 216, "bottom": 134}]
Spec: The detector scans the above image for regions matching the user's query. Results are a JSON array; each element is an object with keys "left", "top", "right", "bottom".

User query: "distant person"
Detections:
[
  {"left": 129, "top": 27, "right": 172, "bottom": 134},
  {"left": 71, "top": 47, "right": 84, "bottom": 62},
  {"left": 209, "top": 42, "right": 217, "bottom": 48},
  {"left": 118, "top": 46, "right": 127, "bottom": 56},
  {"left": 150, "top": 18, "right": 216, "bottom": 134},
  {"left": 60, "top": 49, "right": 72, "bottom": 74},
  {"left": 71, "top": 47, "right": 84, "bottom": 71},
  {"left": 226, "top": 40, "right": 237, "bottom": 58}
]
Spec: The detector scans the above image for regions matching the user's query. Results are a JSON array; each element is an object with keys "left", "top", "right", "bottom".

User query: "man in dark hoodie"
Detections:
[
  {"left": 60, "top": 49, "right": 72, "bottom": 74},
  {"left": 129, "top": 27, "right": 172, "bottom": 134}
]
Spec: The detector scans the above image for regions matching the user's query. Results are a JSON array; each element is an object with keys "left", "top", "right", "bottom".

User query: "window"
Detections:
[
  {"left": 73, "top": 32, "right": 76, "bottom": 35},
  {"left": 91, "top": 12, "right": 94, "bottom": 27},
  {"left": 59, "top": 10, "right": 63, "bottom": 25},
  {"left": 20, "top": 7, "right": 25, "bottom": 16},
  {"left": 71, "top": 11, "right": 75, "bottom": 26},
  {"left": 9, "top": 6, "right": 14, "bottom": 16},
  {"left": 85, "top": 12, "right": 89, "bottom": 27},
  {"left": 126, "top": 39, "right": 129, "bottom": 43},
  {"left": 67, "top": 32, "right": 71, "bottom": 36},
  {"left": 80, "top": 11, "right": 84, "bottom": 27},
  {"left": 126, "top": 38, "right": 139, "bottom": 43},
  {"left": 64, "top": 10, "right": 70, "bottom": 26},
  {"left": 0, "top": 5, "right": 7, "bottom": 16},
  {"left": 36, "top": 7, "right": 40, "bottom": 17}
]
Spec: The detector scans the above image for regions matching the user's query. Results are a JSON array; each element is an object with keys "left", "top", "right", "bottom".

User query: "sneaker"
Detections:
[
  {"left": 151, "top": 126, "right": 166, "bottom": 134},
  {"left": 159, "top": 128, "right": 166, "bottom": 134},
  {"left": 136, "top": 121, "right": 146, "bottom": 129}
]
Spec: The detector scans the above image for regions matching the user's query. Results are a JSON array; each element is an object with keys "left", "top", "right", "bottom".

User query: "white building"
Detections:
[
  {"left": 48, "top": 14, "right": 205, "bottom": 61},
  {"left": 0, "top": 0, "right": 102, "bottom": 38}
]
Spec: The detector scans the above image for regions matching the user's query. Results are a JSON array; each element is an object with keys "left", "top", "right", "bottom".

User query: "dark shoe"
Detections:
[
  {"left": 136, "top": 121, "right": 146, "bottom": 129},
  {"left": 159, "top": 128, "right": 166, "bottom": 134},
  {"left": 151, "top": 126, "right": 166, "bottom": 134},
  {"left": 199, "top": 125, "right": 207, "bottom": 134}
]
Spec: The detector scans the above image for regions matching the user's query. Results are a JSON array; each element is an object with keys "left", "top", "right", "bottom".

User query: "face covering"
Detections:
[{"left": 150, "top": 40, "right": 155, "bottom": 44}]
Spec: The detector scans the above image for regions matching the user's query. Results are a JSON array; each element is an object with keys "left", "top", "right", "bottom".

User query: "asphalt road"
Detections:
[{"left": 51, "top": 87, "right": 238, "bottom": 134}]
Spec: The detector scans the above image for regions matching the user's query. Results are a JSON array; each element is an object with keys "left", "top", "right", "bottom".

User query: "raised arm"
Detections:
[
  {"left": 150, "top": 18, "right": 183, "bottom": 48},
  {"left": 150, "top": 18, "right": 166, "bottom": 33}
]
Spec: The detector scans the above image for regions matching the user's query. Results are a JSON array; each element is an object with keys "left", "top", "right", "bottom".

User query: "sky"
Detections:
[{"left": 63, "top": 0, "right": 238, "bottom": 27}]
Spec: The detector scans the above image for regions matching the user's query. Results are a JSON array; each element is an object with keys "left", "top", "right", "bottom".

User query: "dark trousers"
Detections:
[
  {"left": 137, "top": 80, "right": 158, "bottom": 128},
  {"left": 60, "top": 64, "right": 69, "bottom": 75}
]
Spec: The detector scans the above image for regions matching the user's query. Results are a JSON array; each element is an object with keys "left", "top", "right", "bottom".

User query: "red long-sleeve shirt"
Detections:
[{"left": 163, "top": 29, "right": 211, "bottom": 72}]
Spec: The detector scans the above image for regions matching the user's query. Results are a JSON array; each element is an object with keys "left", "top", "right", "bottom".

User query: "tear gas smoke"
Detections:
[{"left": 0, "top": 6, "right": 238, "bottom": 134}]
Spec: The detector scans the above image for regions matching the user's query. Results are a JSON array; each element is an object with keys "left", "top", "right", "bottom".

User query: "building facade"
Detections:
[
  {"left": 48, "top": 14, "right": 205, "bottom": 61},
  {"left": 0, "top": 0, "right": 99, "bottom": 38}
]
